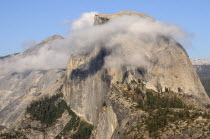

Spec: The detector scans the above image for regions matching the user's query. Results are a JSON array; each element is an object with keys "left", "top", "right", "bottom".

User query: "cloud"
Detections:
[
  {"left": 61, "top": 19, "right": 70, "bottom": 25},
  {"left": 0, "top": 12, "right": 191, "bottom": 73},
  {"left": 71, "top": 12, "right": 97, "bottom": 31}
]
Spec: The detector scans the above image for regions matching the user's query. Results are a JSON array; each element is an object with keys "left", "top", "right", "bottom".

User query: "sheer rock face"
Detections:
[
  {"left": 146, "top": 42, "right": 209, "bottom": 103},
  {"left": 92, "top": 106, "right": 118, "bottom": 139},
  {"left": 63, "top": 47, "right": 111, "bottom": 124},
  {"left": 63, "top": 11, "right": 210, "bottom": 138}
]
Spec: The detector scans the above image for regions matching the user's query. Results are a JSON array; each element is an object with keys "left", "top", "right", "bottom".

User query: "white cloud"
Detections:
[
  {"left": 71, "top": 12, "right": 97, "bottom": 31},
  {"left": 0, "top": 12, "right": 191, "bottom": 73}
]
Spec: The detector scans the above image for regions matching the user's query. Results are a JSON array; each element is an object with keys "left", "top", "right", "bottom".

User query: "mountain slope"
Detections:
[
  {"left": 0, "top": 35, "right": 65, "bottom": 128},
  {"left": 191, "top": 58, "right": 210, "bottom": 65}
]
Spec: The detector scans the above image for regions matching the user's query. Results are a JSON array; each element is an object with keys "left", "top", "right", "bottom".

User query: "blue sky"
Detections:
[{"left": 0, "top": 0, "right": 210, "bottom": 58}]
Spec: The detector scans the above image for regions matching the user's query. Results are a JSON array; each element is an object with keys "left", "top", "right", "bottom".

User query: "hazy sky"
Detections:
[{"left": 0, "top": 0, "right": 210, "bottom": 58}]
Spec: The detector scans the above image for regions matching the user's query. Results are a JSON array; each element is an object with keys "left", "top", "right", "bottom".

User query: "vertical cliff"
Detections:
[{"left": 62, "top": 11, "right": 210, "bottom": 139}]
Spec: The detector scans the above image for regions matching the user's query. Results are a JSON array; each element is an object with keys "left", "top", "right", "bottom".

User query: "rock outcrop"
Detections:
[{"left": 62, "top": 11, "right": 210, "bottom": 138}]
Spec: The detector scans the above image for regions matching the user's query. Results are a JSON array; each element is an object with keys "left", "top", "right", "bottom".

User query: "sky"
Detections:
[{"left": 0, "top": 0, "right": 210, "bottom": 59}]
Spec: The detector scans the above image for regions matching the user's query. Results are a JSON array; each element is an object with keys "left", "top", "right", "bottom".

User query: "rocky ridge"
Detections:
[{"left": 191, "top": 58, "right": 210, "bottom": 65}]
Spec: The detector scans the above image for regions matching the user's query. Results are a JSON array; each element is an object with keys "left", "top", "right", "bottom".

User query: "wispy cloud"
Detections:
[{"left": 0, "top": 12, "right": 191, "bottom": 73}]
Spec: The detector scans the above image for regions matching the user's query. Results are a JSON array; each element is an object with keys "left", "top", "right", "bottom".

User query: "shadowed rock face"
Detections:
[
  {"left": 70, "top": 48, "right": 110, "bottom": 80},
  {"left": 192, "top": 64, "right": 210, "bottom": 98},
  {"left": 191, "top": 59, "right": 210, "bottom": 97},
  {"left": 63, "top": 46, "right": 111, "bottom": 124}
]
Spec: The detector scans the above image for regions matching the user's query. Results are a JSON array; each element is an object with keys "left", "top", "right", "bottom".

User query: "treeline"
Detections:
[
  {"left": 26, "top": 93, "right": 66, "bottom": 125},
  {"left": 119, "top": 80, "right": 185, "bottom": 110},
  {"left": 138, "top": 89, "right": 185, "bottom": 110},
  {"left": 27, "top": 92, "right": 94, "bottom": 139},
  {"left": 117, "top": 80, "right": 210, "bottom": 138},
  {"left": 55, "top": 103, "right": 93, "bottom": 139},
  {"left": 145, "top": 107, "right": 210, "bottom": 138},
  {"left": 0, "top": 131, "right": 27, "bottom": 139}
]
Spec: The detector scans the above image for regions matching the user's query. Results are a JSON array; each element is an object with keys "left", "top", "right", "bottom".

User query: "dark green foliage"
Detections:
[
  {"left": 127, "top": 84, "right": 131, "bottom": 91},
  {"left": 63, "top": 112, "right": 80, "bottom": 132},
  {"left": 26, "top": 93, "right": 65, "bottom": 125},
  {"left": 134, "top": 87, "right": 142, "bottom": 95},
  {"left": 131, "top": 80, "right": 136, "bottom": 84},
  {"left": 145, "top": 107, "right": 210, "bottom": 137},
  {"left": 56, "top": 106, "right": 93, "bottom": 139},
  {"left": 102, "top": 101, "right": 107, "bottom": 107},
  {"left": 178, "top": 87, "right": 182, "bottom": 93},
  {"left": 118, "top": 80, "right": 210, "bottom": 138},
  {"left": 0, "top": 131, "right": 27, "bottom": 139},
  {"left": 138, "top": 79, "right": 141, "bottom": 84},
  {"left": 120, "top": 79, "right": 184, "bottom": 111},
  {"left": 135, "top": 87, "right": 210, "bottom": 138},
  {"left": 55, "top": 105, "right": 80, "bottom": 139},
  {"left": 122, "top": 71, "right": 129, "bottom": 83},
  {"left": 22, "top": 92, "right": 94, "bottom": 139},
  {"left": 165, "top": 87, "right": 169, "bottom": 93},
  {"left": 145, "top": 108, "right": 192, "bottom": 137},
  {"left": 206, "top": 104, "right": 210, "bottom": 108},
  {"left": 138, "top": 89, "right": 184, "bottom": 110},
  {"left": 202, "top": 111, "right": 210, "bottom": 119},
  {"left": 72, "top": 121, "right": 94, "bottom": 139},
  {"left": 146, "top": 111, "right": 167, "bottom": 137}
]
